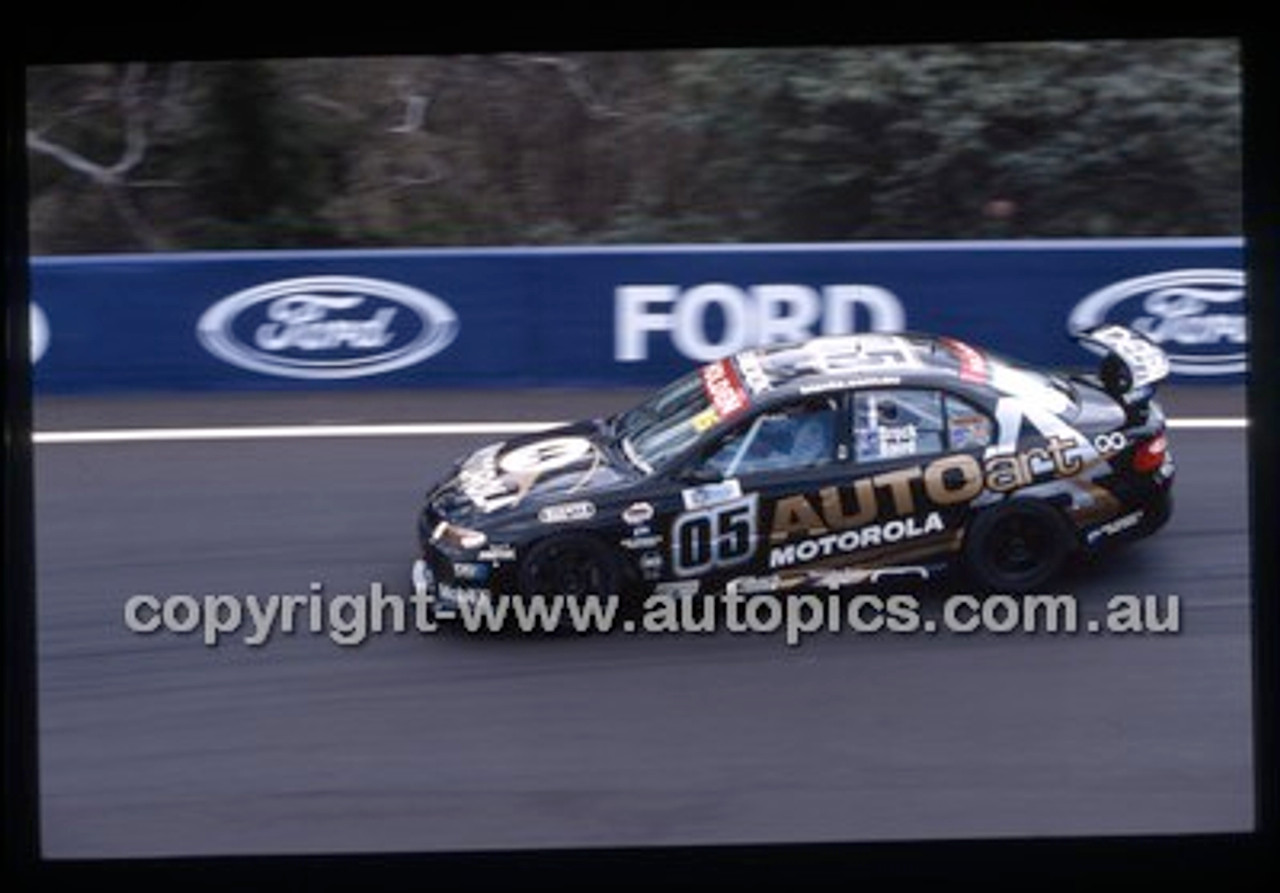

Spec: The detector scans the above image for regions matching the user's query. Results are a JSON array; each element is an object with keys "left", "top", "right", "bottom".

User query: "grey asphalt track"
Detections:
[{"left": 32, "top": 388, "right": 1254, "bottom": 858}]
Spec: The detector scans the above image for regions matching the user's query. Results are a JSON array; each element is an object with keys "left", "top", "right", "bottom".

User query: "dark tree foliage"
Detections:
[
  {"left": 184, "top": 61, "right": 346, "bottom": 247},
  {"left": 25, "top": 40, "right": 1240, "bottom": 254}
]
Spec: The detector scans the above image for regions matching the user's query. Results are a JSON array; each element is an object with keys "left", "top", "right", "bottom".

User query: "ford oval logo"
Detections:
[
  {"left": 1068, "top": 269, "right": 1246, "bottom": 376},
  {"left": 197, "top": 275, "right": 459, "bottom": 379},
  {"left": 30, "top": 302, "right": 50, "bottom": 364}
]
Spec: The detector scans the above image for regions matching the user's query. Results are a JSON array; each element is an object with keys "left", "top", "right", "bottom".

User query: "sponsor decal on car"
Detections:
[
  {"left": 499, "top": 437, "right": 596, "bottom": 475},
  {"left": 768, "top": 512, "right": 945, "bottom": 570},
  {"left": 736, "top": 349, "right": 772, "bottom": 394},
  {"left": 1085, "top": 509, "right": 1146, "bottom": 545},
  {"left": 476, "top": 544, "right": 517, "bottom": 563},
  {"left": 700, "top": 358, "right": 750, "bottom": 420},
  {"left": 457, "top": 444, "right": 512, "bottom": 511},
  {"left": 436, "top": 584, "right": 491, "bottom": 608},
  {"left": 197, "top": 275, "right": 459, "bottom": 379},
  {"left": 458, "top": 437, "right": 601, "bottom": 513},
  {"left": 621, "top": 502, "right": 656, "bottom": 526},
  {"left": 939, "top": 336, "right": 988, "bottom": 383},
  {"left": 803, "top": 565, "right": 931, "bottom": 590},
  {"left": 767, "top": 437, "right": 1085, "bottom": 544},
  {"left": 621, "top": 533, "right": 664, "bottom": 550},
  {"left": 538, "top": 501, "right": 597, "bottom": 524},
  {"left": 790, "top": 334, "right": 923, "bottom": 375},
  {"left": 672, "top": 494, "right": 759, "bottom": 577},
  {"left": 450, "top": 561, "right": 492, "bottom": 582},
  {"left": 681, "top": 479, "right": 744, "bottom": 511},
  {"left": 1068, "top": 268, "right": 1246, "bottom": 376}
]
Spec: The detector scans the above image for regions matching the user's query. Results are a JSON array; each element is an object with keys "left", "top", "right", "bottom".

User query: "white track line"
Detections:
[
  {"left": 30, "top": 417, "right": 1245, "bottom": 444},
  {"left": 1166, "top": 418, "right": 1249, "bottom": 430},
  {"left": 32, "top": 422, "right": 563, "bottom": 444}
]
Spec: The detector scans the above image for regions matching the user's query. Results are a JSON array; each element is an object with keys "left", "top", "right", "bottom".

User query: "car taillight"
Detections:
[{"left": 1133, "top": 433, "right": 1167, "bottom": 473}]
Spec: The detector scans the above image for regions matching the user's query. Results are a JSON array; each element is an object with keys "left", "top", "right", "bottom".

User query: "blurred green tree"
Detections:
[{"left": 25, "top": 40, "right": 1240, "bottom": 254}]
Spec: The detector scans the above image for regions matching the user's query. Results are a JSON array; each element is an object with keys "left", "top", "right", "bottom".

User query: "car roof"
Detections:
[{"left": 731, "top": 332, "right": 981, "bottom": 402}]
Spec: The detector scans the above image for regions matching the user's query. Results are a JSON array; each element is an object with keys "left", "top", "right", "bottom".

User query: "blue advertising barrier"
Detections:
[{"left": 29, "top": 239, "right": 1245, "bottom": 394}]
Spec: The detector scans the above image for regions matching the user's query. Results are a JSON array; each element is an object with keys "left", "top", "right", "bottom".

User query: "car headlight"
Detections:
[{"left": 431, "top": 521, "right": 488, "bottom": 551}]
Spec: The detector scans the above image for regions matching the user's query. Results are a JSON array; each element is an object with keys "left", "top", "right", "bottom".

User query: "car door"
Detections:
[
  {"left": 662, "top": 395, "right": 849, "bottom": 586},
  {"left": 834, "top": 387, "right": 996, "bottom": 568}
]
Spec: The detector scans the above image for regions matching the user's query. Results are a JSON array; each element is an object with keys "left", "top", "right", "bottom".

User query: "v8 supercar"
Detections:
[{"left": 413, "top": 326, "right": 1173, "bottom": 612}]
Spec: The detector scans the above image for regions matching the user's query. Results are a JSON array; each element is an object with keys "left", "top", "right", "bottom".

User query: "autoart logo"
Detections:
[
  {"left": 1068, "top": 269, "right": 1246, "bottom": 375},
  {"left": 197, "top": 275, "right": 459, "bottom": 379}
]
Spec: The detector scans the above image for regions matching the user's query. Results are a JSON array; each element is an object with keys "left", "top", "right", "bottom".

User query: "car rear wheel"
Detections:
[{"left": 963, "top": 499, "right": 1075, "bottom": 593}]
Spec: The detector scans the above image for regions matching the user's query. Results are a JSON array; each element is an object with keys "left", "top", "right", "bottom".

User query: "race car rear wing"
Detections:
[{"left": 1072, "top": 324, "right": 1170, "bottom": 403}]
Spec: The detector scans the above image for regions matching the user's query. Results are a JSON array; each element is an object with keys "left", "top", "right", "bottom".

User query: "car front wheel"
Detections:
[{"left": 517, "top": 534, "right": 622, "bottom": 600}]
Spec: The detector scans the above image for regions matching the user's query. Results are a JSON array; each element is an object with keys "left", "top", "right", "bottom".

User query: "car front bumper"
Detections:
[{"left": 411, "top": 555, "right": 493, "bottom": 618}]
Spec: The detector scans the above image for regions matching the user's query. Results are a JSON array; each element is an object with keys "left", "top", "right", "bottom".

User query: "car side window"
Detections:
[
  {"left": 852, "top": 389, "right": 945, "bottom": 462},
  {"left": 944, "top": 393, "right": 993, "bottom": 450},
  {"left": 700, "top": 399, "right": 838, "bottom": 477}
]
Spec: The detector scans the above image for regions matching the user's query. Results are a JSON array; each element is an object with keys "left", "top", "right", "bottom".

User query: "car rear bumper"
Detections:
[{"left": 1082, "top": 487, "right": 1172, "bottom": 550}]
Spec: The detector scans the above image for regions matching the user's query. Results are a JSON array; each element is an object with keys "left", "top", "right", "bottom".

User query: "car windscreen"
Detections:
[{"left": 614, "top": 364, "right": 743, "bottom": 472}]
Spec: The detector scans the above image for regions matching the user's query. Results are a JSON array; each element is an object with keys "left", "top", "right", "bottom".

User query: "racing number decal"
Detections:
[
  {"left": 672, "top": 494, "right": 758, "bottom": 577},
  {"left": 809, "top": 337, "right": 920, "bottom": 374}
]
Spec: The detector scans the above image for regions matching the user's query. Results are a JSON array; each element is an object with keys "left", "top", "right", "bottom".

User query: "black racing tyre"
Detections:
[
  {"left": 962, "top": 499, "right": 1076, "bottom": 593},
  {"left": 517, "top": 534, "right": 623, "bottom": 600}
]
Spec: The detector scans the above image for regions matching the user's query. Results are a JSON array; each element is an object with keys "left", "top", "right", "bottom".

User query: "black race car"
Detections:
[{"left": 412, "top": 326, "right": 1173, "bottom": 612}]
